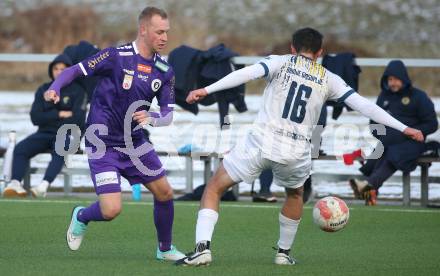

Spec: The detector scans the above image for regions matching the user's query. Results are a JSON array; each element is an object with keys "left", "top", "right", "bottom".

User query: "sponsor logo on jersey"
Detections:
[
  {"left": 87, "top": 51, "right": 110, "bottom": 69},
  {"left": 95, "top": 171, "right": 118, "bottom": 186},
  {"left": 119, "top": 51, "right": 133, "bottom": 56},
  {"left": 154, "top": 61, "right": 169, "bottom": 72},
  {"left": 401, "top": 97, "right": 410, "bottom": 105},
  {"left": 123, "top": 69, "right": 135, "bottom": 75},
  {"left": 138, "top": 74, "right": 149, "bottom": 82},
  {"left": 63, "top": 96, "right": 70, "bottom": 104},
  {"left": 274, "top": 128, "right": 309, "bottom": 142},
  {"left": 122, "top": 74, "right": 133, "bottom": 90},
  {"left": 286, "top": 67, "right": 323, "bottom": 85},
  {"left": 137, "top": 64, "right": 152, "bottom": 74},
  {"left": 151, "top": 79, "right": 162, "bottom": 92}
]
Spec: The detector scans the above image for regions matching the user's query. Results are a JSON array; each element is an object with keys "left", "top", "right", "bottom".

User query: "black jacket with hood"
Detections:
[
  {"left": 30, "top": 54, "right": 87, "bottom": 134},
  {"left": 364, "top": 60, "right": 438, "bottom": 172},
  {"left": 168, "top": 44, "right": 247, "bottom": 127},
  {"left": 63, "top": 40, "right": 100, "bottom": 102}
]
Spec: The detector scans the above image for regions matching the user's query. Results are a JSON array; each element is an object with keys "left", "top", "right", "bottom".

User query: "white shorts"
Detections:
[{"left": 223, "top": 132, "right": 311, "bottom": 189}]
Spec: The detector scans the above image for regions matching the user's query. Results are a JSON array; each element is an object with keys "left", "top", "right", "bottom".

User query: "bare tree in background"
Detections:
[{"left": 14, "top": 4, "right": 100, "bottom": 53}]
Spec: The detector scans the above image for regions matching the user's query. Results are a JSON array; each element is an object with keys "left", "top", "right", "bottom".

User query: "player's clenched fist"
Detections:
[
  {"left": 132, "top": 110, "right": 152, "bottom": 126},
  {"left": 44, "top": 90, "right": 60, "bottom": 104},
  {"left": 186, "top": 88, "right": 208, "bottom": 104},
  {"left": 403, "top": 127, "right": 424, "bottom": 142}
]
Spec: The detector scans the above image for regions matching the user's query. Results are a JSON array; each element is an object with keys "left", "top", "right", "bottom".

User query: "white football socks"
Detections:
[
  {"left": 195, "top": 208, "right": 219, "bottom": 244},
  {"left": 277, "top": 213, "right": 301, "bottom": 250},
  {"left": 195, "top": 209, "right": 300, "bottom": 251}
]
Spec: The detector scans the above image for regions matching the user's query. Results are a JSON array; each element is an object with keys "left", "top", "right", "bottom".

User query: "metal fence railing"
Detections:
[{"left": 1, "top": 53, "right": 440, "bottom": 68}]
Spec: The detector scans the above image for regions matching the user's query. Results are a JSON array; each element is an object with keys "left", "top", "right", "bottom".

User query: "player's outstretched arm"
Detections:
[
  {"left": 344, "top": 93, "right": 424, "bottom": 142},
  {"left": 44, "top": 64, "right": 83, "bottom": 104},
  {"left": 186, "top": 63, "right": 266, "bottom": 104}
]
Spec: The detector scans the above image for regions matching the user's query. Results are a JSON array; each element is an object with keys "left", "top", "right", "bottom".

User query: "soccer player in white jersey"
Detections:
[{"left": 176, "top": 28, "right": 423, "bottom": 266}]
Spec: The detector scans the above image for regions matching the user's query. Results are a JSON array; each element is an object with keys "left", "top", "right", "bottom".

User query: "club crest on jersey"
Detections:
[
  {"left": 122, "top": 74, "right": 133, "bottom": 90},
  {"left": 151, "top": 79, "right": 162, "bottom": 92},
  {"left": 63, "top": 96, "right": 70, "bottom": 104},
  {"left": 401, "top": 97, "right": 410, "bottom": 105},
  {"left": 137, "top": 64, "right": 152, "bottom": 74}
]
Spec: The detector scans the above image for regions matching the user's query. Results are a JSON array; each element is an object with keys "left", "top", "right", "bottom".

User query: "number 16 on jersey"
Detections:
[{"left": 282, "top": 81, "right": 312, "bottom": 123}]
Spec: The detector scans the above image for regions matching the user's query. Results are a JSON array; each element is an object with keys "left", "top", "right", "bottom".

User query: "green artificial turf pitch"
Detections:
[{"left": 0, "top": 198, "right": 439, "bottom": 276}]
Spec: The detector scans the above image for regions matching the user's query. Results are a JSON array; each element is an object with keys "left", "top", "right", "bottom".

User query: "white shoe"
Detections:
[
  {"left": 274, "top": 249, "right": 297, "bottom": 265},
  {"left": 2, "top": 180, "right": 27, "bottom": 198},
  {"left": 66, "top": 206, "right": 88, "bottom": 251},
  {"left": 175, "top": 241, "right": 212, "bottom": 266},
  {"left": 31, "top": 180, "right": 49, "bottom": 198}
]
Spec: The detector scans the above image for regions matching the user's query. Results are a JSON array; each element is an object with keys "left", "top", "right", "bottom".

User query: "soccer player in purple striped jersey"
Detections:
[{"left": 44, "top": 7, "right": 185, "bottom": 261}]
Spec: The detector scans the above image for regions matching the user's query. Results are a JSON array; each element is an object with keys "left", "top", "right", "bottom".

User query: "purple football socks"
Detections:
[
  {"left": 77, "top": 201, "right": 108, "bottom": 224},
  {"left": 153, "top": 198, "right": 174, "bottom": 252}
]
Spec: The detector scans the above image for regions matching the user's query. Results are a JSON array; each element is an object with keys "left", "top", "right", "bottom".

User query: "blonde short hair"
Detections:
[{"left": 138, "top": 7, "right": 168, "bottom": 24}]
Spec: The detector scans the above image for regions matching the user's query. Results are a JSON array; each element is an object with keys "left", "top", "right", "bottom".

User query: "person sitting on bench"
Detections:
[
  {"left": 349, "top": 60, "right": 438, "bottom": 205},
  {"left": 2, "top": 54, "right": 86, "bottom": 198}
]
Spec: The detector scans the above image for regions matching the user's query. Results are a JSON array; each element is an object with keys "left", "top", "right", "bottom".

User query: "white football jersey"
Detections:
[{"left": 251, "top": 54, "right": 355, "bottom": 162}]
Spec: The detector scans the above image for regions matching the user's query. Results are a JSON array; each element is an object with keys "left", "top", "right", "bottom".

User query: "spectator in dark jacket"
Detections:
[
  {"left": 350, "top": 60, "right": 438, "bottom": 205},
  {"left": 63, "top": 40, "right": 100, "bottom": 102},
  {"left": 2, "top": 54, "right": 87, "bottom": 198}
]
